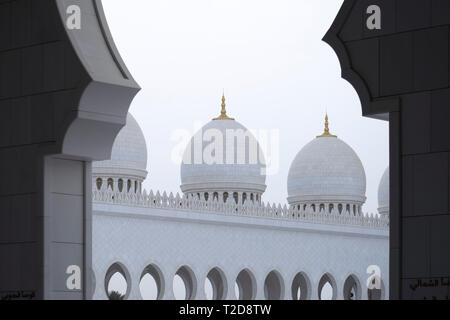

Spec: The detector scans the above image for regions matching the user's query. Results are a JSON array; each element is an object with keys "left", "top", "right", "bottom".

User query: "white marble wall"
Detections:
[{"left": 92, "top": 203, "right": 389, "bottom": 300}]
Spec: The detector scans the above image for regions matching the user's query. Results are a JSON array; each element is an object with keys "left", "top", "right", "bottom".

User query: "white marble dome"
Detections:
[
  {"left": 93, "top": 113, "right": 148, "bottom": 183},
  {"left": 180, "top": 96, "right": 266, "bottom": 200},
  {"left": 287, "top": 118, "right": 366, "bottom": 206},
  {"left": 378, "top": 167, "right": 389, "bottom": 216}
]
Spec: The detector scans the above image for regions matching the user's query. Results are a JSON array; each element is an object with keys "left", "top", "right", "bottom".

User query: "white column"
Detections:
[{"left": 128, "top": 269, "right": 142, "bottom": 300}]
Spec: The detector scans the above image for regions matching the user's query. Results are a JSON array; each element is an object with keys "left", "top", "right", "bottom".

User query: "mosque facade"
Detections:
[{"left": 90, "top": 97, "right": 389, "bottom": 300}]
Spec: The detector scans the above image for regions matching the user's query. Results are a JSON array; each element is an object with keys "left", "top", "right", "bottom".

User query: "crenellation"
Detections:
[{"left": 93, "top": 188, "right": 389, "bottom": 230}]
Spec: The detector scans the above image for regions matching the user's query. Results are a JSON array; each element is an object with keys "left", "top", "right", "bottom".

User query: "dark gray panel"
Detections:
[
  {"left": 0, "top": 50, "right": 21, "bottom": 98},
  {"left": 401, "top": 93, "right": 431, "bottom": 155},
  {"left": 0, "top": 2, "right": 11, "bottom": 51},
  {"left": 413, "top": 153, "right": 449, "bottom": 216},
  {"left": 43, "top": 42, "right": 65, "bottom": 92},
  {"left": 431, "top": 89, "right": 450, "bottom": 152},
  {"left": 339, "top": 1, "right": 364, "bottom": 41},
  {"left": 402, "top": 156, "right": 414, "bottom": 217},
  {"left": 380, "top": 33, "right": 413, "bottom": 96},
  {"left": 31, "top": 0, "right": 62, "bottom": 44},
  {"left": 432, "top": 0, "right": 450, "bottom": 26},
  {"left": 390, "top": 112, "right": 401, "bottom": 249},
  {"left": 30, "top": 94, "right": 55, "bottom": 144},
  {"left": 402, "top": 217, "right": 430, "bottom": 278},
  {"left": 21, "top": 45, "right": 44, "bottom": 96},
  {"left": 0, "top": 100, "right": 12, "bottom": 147},
  {"left": 11, "top": 0, "right": 31, "bottom": 48},
  {"left": 12, "top": 145, "right": 38, "bottom": 195},
  {"left": 347, "top": 38, "right": 379, "bottom": 97},
  {"left": 1, "top": 146, "right": 38, "bottom": 196},
  {"left": 430, "top": 215, "right": 450, "bottom": 277},
  {"left": 0, "top": 243, "right": 39, "bottom": 295},
  {"left": 413, "top": 27, "right": 449, "bottom": 91},
  {"left": 397, "top": 0, "right": 432, "bottom": 32},
  {"left": 6, "top": 195, "right": 37, "bottom": 243},
  {"left": 390, "top": 248, "right": 401, "bottom": 299},
  {"left": 11, "top": 97, "right": 31, "bottom": 146}
]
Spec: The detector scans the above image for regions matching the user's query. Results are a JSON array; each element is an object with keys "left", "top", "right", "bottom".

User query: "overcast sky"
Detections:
[{"left": 102, "top": 0, "right": 389, "bottom": 216}]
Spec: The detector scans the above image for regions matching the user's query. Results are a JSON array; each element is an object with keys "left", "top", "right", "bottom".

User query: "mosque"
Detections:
[{"left": 90, "top": 96, "right": 389, "bottom": 300}]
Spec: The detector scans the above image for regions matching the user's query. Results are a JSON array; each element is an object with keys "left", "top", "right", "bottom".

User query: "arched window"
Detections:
[
  {"left": 353, "top": 205, "right": 356, "bottom": 215},
  {"left": 204, "top": 193, "right": 209, "bottom": 201},
  {"left": 223, "top": 192, "right": 229, "bottom": 203},
  {"left": 205, "top": 267, "right": 227, "bottom": 300},
  {"left": 140, "top": 264, "right": 164, "bottom": 300},
  {"left": 233, "top": 192, "right": 238, "bottom": 204},
  {"left": 318, "top": 273, "right": 337, "bottom": 300},
  {"left": 250, "top": 193, "right": 254, "bottom": 202},
  {"left": 343, "top": 275, "right": 361, "bottom": 300},
  {"left": 96, "top": 178, "right": 103, "bottom": 190},
  {"left": 338, "top": 204, "right": 343, "bottom": 214},
  {"left": 242, "top": 193, "right": 247, "bottom": 204},
  {"left": 213, "top": 192, "right": 219, "bottom": 201},
  {"left": 127, "top": 179, "right": 132, "bottom": 192},
  {"left": 264, "top": 270, "right": 284, "bottom": 300},
  {"left": 311, "top": 204, "right": 316, "bottom": 212},
  {"left": 118, "top": 179, "right": 124, "bottom": 192},
  {"left": 107, "top": 178, "right": 114, "bottom": 191},
  {"left": 346, "top": 204, "right": 350, "bottom": 213},
  {"left": 319, "top": 203, "right": 325, "bottom": 212},
  {"left": 135, "top": 181, "right": 138, "bottom": 193},
  {"left": 173, "top": 266, "right": 197, "bottom": 300},
  {"left": 303, "top": 204, "right": 307, "bottom": 211},
  {"left": 329, "top": 204, "right": 334, "bottom": 213},
  {"left": 235, "top": 269, "right": 256, "bottom": 300},
  {"left": 291, "top": 272, "right": 311, "bottom": 300},
  {"left": 105, "top": 262, "right": 131, "bottom": 300}
]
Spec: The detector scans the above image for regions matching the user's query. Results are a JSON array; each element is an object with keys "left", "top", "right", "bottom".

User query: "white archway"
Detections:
[
  {"left": 205, "top": 267, "right": 227, "bottom": 300},
  {"left": 235, "top": 269, "right": 257, "bottom": 300},
  {"left": 104, "top": 262, "right": 131, "bottom": 300},
  {"left": 291, "top": 272, "right": 311, "bottom": 300},
  {"left": 264, "top": 270, "right": 284, "bottom": 300},
  {"left": 318, "top": 273, "right": 337, "bottom": 300},
  {"left": 343, "top": 274, "right": 362, "bottom": 300},
  {"left": 173, "top": 266, "right": 197, "bottom": 300},
  {"left": 140, "top": 264, "right": 165, "bottom": 300}
]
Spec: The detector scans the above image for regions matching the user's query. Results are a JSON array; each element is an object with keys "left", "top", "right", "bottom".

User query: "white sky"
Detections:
[{"left": 102, "top": 0, "right": 389, "bottom": 216}]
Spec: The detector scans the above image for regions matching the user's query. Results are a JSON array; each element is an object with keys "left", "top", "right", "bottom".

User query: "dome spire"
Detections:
[
  {"left": 213, "top": 93, "right": 235, "bottom": 120},
  {"left": 317, "top": 113, "right": 337, "bottom": 138}
]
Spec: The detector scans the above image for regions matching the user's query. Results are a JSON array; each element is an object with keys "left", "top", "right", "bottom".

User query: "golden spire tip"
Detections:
[
  {"left": 317, "top": 113, "right": 337, "bottom": 138},
  {"left": 213, "top": 92, "right": 234, "bottom": 120}
]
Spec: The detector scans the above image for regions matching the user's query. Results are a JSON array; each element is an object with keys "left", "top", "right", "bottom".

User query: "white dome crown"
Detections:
[
  {"left": 287, "top": 115, "right": 366, "bottom": 213},
  {"left": 180, "top": 95, "right": 266, "bottom": 203},
  {"left": 93, "top": 113, "right": 148, "bottom": 192},
  {"left": 378, "top": 167, "right": 389, "bottom": 216}
]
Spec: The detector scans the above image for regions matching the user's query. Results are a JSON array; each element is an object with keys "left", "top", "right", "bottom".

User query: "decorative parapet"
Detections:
[{"left": 92, "top": 187, "right": 389, "bottom": 229}]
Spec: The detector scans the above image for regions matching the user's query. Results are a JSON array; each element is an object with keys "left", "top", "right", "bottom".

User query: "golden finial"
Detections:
[
  {"left": 213, "top": 93, "right": 235, "bottom": 120},
  {"left": 317, "top": 113, "right": 337, "bottom": 138}
]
